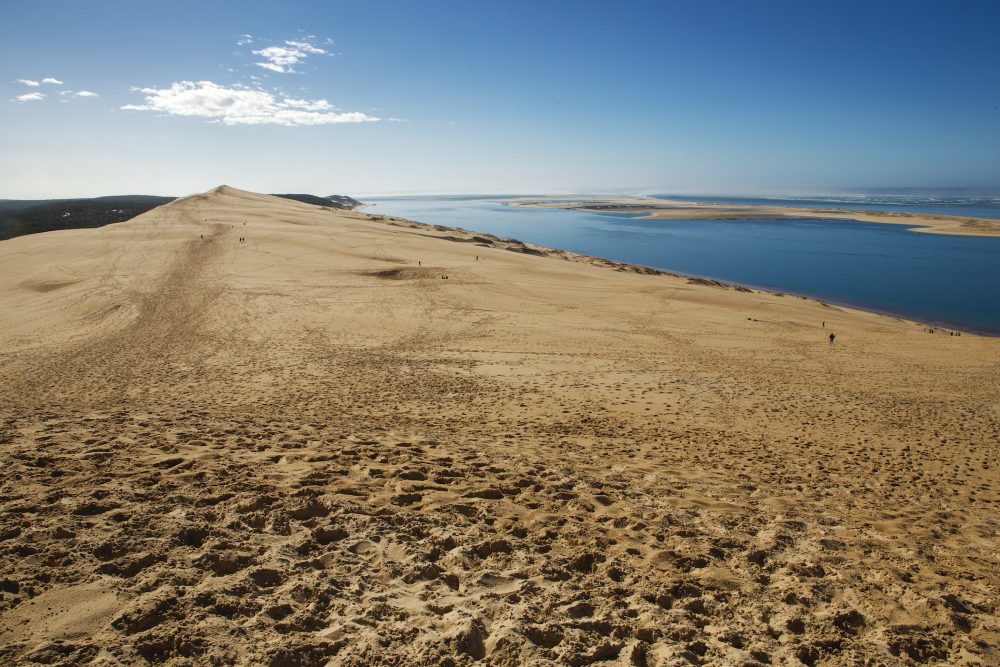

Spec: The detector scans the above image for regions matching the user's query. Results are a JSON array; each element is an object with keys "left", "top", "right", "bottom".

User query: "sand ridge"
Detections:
[{"left": 0, "top": 186, "right": 997, "bottom": 665}]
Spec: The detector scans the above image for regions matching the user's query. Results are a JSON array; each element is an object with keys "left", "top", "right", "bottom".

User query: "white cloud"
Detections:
[
  {"left": 58, "top": 90, "right": 98, "bottom": 98},
  {"left": 286, "top": 40, "right": 324, "bottom": 53},
  {"left": 256, "top": 61, "right": 288, "bottom": 73},
  {"left": 252, "top": 39, "right": 326, "bottom": 73},
  {"left": 16, "top": 92, "right": 45, "bottom": 102},
  {"left": 121, "top": 80, "right": 379, "bottom": 126},
  {"left": 17, "top": 78, "right": 40, "bottom": 86},
  {"left": 237, "top": 34, "right": 253, "bottom": 46},
  {"left": 280, "top": 97, "right": 331, "bottom": 111},
  {"left": 42, "top": 77, "right": 64, "bottom": 85}
]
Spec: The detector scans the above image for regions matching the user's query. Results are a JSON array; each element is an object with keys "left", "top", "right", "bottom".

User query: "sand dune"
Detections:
[{"left": 1, "top": 186, "right": 997, "bottom": 666}]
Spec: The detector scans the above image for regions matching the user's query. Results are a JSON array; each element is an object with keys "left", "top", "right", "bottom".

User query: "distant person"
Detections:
[
  {"left": 822, "top": 321, "right": 825, "bottom": 328},
  {"left": 828, "top": 332, "right": 836, "bottom": 345}
]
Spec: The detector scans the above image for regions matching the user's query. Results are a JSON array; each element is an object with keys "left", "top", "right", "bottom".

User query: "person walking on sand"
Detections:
[{"left": 828, "top": 332, "right": 836, "bottom": 345}]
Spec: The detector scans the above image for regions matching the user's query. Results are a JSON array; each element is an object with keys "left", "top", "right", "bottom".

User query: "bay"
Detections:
[{"left": 366, "top": 197, "right": 1000, "bottom": 334}]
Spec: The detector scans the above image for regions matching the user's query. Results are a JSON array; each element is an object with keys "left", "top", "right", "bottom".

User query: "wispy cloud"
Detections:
[
  {"left": 42, "top": 77, "right": 64, "bottom": 85},
  {"left": 252, "top": 39, "right": 327, "bottom": 73},
  {"left": 17, "top": 79, "right": 40, "bottom": 87},
  {"left": 237, "top": 34, "right": 253, "bottom": 46},
  {"left": 75, "top": 90, "right": 99, "bottom": 97},
  {"left": 121, "top": 80, "right": 379, "bottom": 126},
  {"left": 16, "top": 92, "right": 45, "bottom": 102}
]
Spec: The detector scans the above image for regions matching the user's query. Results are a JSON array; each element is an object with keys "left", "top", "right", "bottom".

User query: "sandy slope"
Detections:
[{"left": 0, "top": 186, "right": 997, "bottom": 666}]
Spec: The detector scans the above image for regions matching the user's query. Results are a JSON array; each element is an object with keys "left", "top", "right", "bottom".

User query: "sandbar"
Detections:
[{"left": 510, "top": 196, "right": 1000, "bottom": 237}]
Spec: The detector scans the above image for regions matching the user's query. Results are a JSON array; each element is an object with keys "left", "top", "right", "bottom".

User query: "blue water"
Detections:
[
  {"left": 366, "top": 197, "right": 1000, "bottom": 334},
  {"left": 653, "top": 194, "right": 1000, "bottom": 220}
]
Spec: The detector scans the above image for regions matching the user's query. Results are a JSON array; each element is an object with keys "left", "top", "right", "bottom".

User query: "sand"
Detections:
[
  {"left": 510, "top": 197, "right": 1000, "bottom": 237},
  {"left": 0, "top": 186, "right": 997, "bottom": 666}
]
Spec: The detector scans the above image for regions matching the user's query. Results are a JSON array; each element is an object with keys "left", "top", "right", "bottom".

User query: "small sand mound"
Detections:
[
  {"left": 20, "top": 279, "right": 80, "bottom": 293},
  {"left": 687, "top": 277, "right": 727, "bottom": 288},
  {"left": 367, "top": 267, "right": 444, "bottom": 280}
]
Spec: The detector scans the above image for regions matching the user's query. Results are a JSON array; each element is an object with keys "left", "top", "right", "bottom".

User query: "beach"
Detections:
[
  {"left": 510, "top": 197, "right": 1000, "bottom": 238},
  {"left": 1, "top": 187, "right": 997, "bottom": 665}
]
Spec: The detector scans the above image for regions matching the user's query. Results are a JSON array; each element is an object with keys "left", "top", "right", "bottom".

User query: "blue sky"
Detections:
[{"left": 2, "top": 0, "right": 999, "bottom": 198}]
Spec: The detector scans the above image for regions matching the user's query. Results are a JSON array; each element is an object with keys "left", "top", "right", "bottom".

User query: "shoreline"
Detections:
[
  {"left": 3, "top": 197, "right": 988, "bottom": 336},
  {"left": 508, "top": 196, "right": 1000, "bottom": 237},
  {"left": 362, "top": 209, "right": 993, "bottom": 337}
]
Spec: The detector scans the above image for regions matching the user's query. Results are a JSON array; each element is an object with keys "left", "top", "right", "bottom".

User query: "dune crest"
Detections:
[{"left": 0, "top": 189, "right": 997, "bottom": 665}]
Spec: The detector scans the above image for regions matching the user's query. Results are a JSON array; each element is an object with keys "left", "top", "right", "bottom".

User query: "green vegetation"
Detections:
[
  {"left": 0, "top": 196, "right": 175, "bottom": 241},
  {"left": 272, "top": 193, "right": 363, "bottom": 210},
  {"left": 0, "top": 192, "right": 363, "bottom": 241}
]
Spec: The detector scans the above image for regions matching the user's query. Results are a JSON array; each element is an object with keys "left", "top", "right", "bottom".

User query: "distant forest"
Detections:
[
  {"left": 0, "top": 196, "right": 175, "bottom": 241},
  {"left": 0, "top": 193, "right": 363, "bottom": 241}
]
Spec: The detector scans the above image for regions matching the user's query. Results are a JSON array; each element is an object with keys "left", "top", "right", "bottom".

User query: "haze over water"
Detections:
[
  {"left": 656, "top": 194, "right": 1000, "bottom": 220},
  {"left": 368, "top": 196, "right": 1000, "bottom": 334}
]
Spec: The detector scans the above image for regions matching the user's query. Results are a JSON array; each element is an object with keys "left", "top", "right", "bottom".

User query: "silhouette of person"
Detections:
[{"left": 828, "top": 332, "right": 836, "bottom": 345}]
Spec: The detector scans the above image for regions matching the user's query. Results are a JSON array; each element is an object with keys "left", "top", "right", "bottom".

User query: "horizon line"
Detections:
[{"left": 5, "top": 185, "right": 1000, "bottom": 202}]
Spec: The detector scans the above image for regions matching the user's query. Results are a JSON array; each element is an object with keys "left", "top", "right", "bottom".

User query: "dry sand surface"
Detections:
[
  {"left": 1, "top": 186, "right": 998, "bottom": 666},
  {"left": 510, "top": 197, "right": 1000, "bottom": 237}
]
